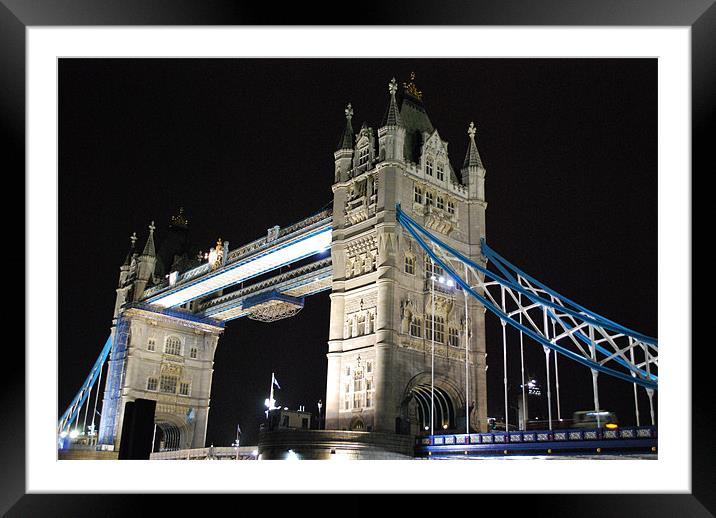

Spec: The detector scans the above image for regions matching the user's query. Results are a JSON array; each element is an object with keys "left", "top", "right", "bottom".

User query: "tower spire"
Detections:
[
  {"left": 123, "top": 232, "right": 137, "bottom": 266},
  {"left": 382, "top": 78, "right": 402, "bottom": 127},
  {"left": 142, "top": 221, "right": 156, "bottom": 257},
  {"left": 462, "top": 122, "right": 484, "bottom": 170},
  {"left": 337, "top": 103, "right": 354, "bottom": 151}
]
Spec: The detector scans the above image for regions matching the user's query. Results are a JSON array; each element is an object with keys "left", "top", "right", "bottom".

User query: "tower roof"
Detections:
[
  {"left": 337, "top": 103, "right": 354, "bottom": 151},
  {"left": 381, "top": 78, "right": 403, "bottom": 127},
  {"left": 462, "top": 122, "right": 485, "bottom": 170},
  {"left": 141, "top": 221, "right": 156, "bottom": 257},
  {"left": 399, "top": 73, "right": 434, "bottom": 162}
]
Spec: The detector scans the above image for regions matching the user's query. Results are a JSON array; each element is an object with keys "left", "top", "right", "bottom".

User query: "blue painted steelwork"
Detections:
[
  {"left": 242, "top": 290, "right": 304, "bottom": 311},
  {"left": 395, "top": 204, "right": 657, "bottom": 390},
  {"left": 57, "top": 334, "right": 112, "bottom": 433},
  {"left": 417, "top": 426, "right": 657, "bottom": 456},
  {"left": 97, "top": 317, "right": 131, "bottom": 445}
]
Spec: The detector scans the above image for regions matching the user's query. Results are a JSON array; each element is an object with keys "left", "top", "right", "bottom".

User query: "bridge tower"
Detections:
[
  {"left": 326, "top": 75, "right": 489, "bottom": 435},
  {"left": 97, "top": 214, "right": 224, "bottom": 451}
]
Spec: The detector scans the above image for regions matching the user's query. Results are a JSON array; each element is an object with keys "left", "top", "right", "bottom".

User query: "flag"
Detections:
[
  {"left": 237, "top": 424, "right": 242, "bottom": 436},
  {"left": 272, "top": 373, "right": 281, "bottom": 390}
]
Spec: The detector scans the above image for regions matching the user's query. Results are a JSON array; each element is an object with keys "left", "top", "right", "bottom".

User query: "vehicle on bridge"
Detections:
[{"left": 572, "top": 410, "right": 619, "bottom": 429}]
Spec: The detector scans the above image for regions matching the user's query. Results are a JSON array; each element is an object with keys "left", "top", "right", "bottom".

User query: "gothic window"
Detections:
[
  {"left": 414, "top": 185, "right": 423, "bottom": 204},
  {"left": 345, "top": 399, "right": 350, "bottom": 410},
  {"left": 164, "top": 336, "right": 181, "bottom": 356},
  {"left": 426, "top": 315, "right": 446, "bottom": 343},
  {"left": 345, "top": 383, "right": 350, "bottom": 394},
  {"left": 354, "top": 379, "right": 363, "bottom": 392},
  {"left": 358, "top": 146, "right": 369, "bottom": 167},
  {"left": 366, "top": 379, "right": 373, "bottom": 391},
  {"left": 366, "top": 393, "right": 373, "bottom": 408},
  {"left": 346, "top": 318, "right": 353, "bottom": 338},
  {"left": 147, "top": 377, "right": 158, "bottom": 391},
  {"left": 368, "top": 311, "right": 375, "bottom": 334},
  {"left": 437, "top": 163, "right": 445, "bottom": 181},
  {"left": 425, "top": 256, "right": 444, "bottom": 277},
  {"left": 346, "top": 366, "right": 351, "bottom": 376},
  {"left": 147, "top": 339, "right": 156, "bottom": 352},
  {"left": 426, "top": 158, "right": 434, "bottom": 176},
  {"left": 190, "top": 347, "right": 198, "bottom": 359},
  {"left": 357, "top": 314, "right": 366, "bottom": 336},
  {"left": 160, "top": 374, "right": 178, "bottom": 394},
  {"left": 449, "top": 327, "right": 460, "bottom": 347},
  {"left": 405, "top": 255, "right": 415, "bottom": 275},
  {"left": 366, "top": 361, "right": 373, "bottom": 374},
  {"left": 179, "top": 381, "right": 190, "bottom": 396},
  {"left": 437, "top": 196, "right": 445, "bottom": 210},
  {"left": 353, "top": 394, "right": 362, "bottom": 409},
  {"left": 425, "top": 191, "right": 434, "bottom": 206},
  {"left": 447, "top": 200, "right": 456, "bottom": 215},
  {"left": 410, "top": 317, "right": 423, "bottom": 338}
]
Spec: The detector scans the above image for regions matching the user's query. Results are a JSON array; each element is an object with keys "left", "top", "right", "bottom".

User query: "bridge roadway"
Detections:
[{"left": 141, "top": 209, "right": 332, "bottom": 310}]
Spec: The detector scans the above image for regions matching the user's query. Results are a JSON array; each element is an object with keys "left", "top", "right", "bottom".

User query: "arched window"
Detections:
[
  {"left": 410, "top": 317, "right": 422, "bottom": 338},
  {"left": 190, "top": 347, "right": 198, "bottom": 359},
  {"left": 436, "top": 163, "right": 445, "bottom": 181},
  {"left": 414, "top": 185, "right": 423, "bottom": 204},
  {"left": 426, "top": 315, "right": 446, "bottom": 343},
  {"left": 437, "top": 196, "right": 445, "bottom": 210},
  {"left": 164, "top": 336, "right": 182, "bottom": 356},
  {"left": 147, "top": 339, "right": 156, "bottom": 352},
  {"left": 426, "top": 158, "right": 434, "bottom": 176},
  {"left": 425, "top": 191, "right": 434, "bottom": 206},
  {"left": 405, "top": 255, "right": 415, "bottom": 275}
]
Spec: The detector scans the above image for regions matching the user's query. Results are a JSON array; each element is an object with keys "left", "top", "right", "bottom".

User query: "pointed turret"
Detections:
[
  {"left": 334, "top": 103, "right": 355, "bottom": 182},
  {"left": 122, "top": 232, "right": 137, "bottom": 268},
  {"left": 461, "top": 122, "right": 486, "bottom": 201},
  {"left": 141, "top": 221, "right": 156, "bottom": 258},
  {"left": 379, "top": 78, "right": 406, "bottom": 162},
  {"left": 115, "top": 232, "right": 138, "bottom": 317},
  {"left": 133, "top": 221, "right": 158, "bottom": 301}
]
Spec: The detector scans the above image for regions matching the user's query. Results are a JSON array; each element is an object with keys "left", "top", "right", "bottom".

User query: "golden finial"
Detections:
[{"left": 403, "top": 72, "right": 422, "bottom": 100}]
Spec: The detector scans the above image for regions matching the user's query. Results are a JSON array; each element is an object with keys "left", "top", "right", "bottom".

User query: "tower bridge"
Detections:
[{"left": 58, "top": 74, "right": 657, "bottom": 458}]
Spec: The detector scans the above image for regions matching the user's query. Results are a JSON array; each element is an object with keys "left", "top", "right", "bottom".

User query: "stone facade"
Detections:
[{"left": 326, "top": 76, "right": 489, "bottom": 435}]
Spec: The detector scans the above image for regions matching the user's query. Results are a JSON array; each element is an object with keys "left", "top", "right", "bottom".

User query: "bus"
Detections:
[{"left": 571, "top": 410, "right": 619, "bottom": 429}]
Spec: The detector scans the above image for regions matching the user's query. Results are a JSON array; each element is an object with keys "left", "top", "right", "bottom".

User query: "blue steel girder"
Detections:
[{"left": 395, "top": 204, "right": 657, "bottom": 391}]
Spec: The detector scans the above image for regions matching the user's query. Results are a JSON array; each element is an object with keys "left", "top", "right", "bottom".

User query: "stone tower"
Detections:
[
  {"left": 98, "top": 216, "right": 224, "bottom": 451},
  {"left": 326, "top": 75, "right": 489, "bottom": 435}
]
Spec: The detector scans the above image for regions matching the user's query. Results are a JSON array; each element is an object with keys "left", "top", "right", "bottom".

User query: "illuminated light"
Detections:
[
  {"left": 442, "top": 424, "right": 448, "bottom": 430},
  {"left": 605, "top": 423, "right": 618, "bottom": 429},
  {"left": 69, "top": 429, "right": 79, "bottom": 439},
  {"left": 59, "top": 431, "right": 68, "bottom": 439},
  {"left": 438, "top": 276, "right": 445, "bottom": 284},
  {"left": 147, "top": 227, "right": 332, "bottom": 308},
  {"left": 252, "top": 450, "right": 258, "bottom": 456},
  {"left": 286, "top": 449, "right": 299, "bottom": 461},
  {"left": 596, "top": 448, "right": 602, "bottom": 453},
  {"left": 447, "top": 279, "right": 455, "bottom": 287}
]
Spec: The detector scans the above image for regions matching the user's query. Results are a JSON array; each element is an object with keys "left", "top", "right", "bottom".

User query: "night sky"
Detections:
[{"left": 58, "top": 58, "right": 657, "bottom": 447}]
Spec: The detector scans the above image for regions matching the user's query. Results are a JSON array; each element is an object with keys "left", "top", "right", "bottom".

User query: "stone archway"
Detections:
[
  {"left": 398, "top": 374, "right": 465, "bottom": 435},
  {"left": 153, "top": 412, "right": 192, "bottom": 451}
]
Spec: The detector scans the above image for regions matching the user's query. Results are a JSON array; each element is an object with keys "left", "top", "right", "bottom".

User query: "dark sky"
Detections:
[{"left": 58, "top": 58, "right": 657, "bottom": 446}]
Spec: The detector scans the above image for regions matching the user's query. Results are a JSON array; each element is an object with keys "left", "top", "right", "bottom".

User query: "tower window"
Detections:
[
  {"left": 414, "top": 186, "right": 423, "bottom": 204},
  {"left": 426, "top": 158, "right": 434, "bottom": 176},
  {"left": 410, "top": 317, "right": 423, "bottom": 338},
  {"left": 147, "top": 377, "right": 158, "bottom": 391},
  {"left": 164, "top": 336, "right": 181, "bottom": 356},
  {"left": 437, "top": 196, "right": 445, "bottom": 210},
  {"left": 358, "top": 146, "right": 369, "bottom": 166},
  {"left": 425, "top": 256, "right": 444, "bottom": 277},
  {"left": 179, "top": 382, "right": 190, "bottom": 396},
  {"left": 190, "top": 347, "right": 198, "bottom": 359},
  {"left": 449, "top": 328, "right": 460, "bottom": 347},
  {"left": 437, "top": 163, "right": 445, "bottom": 181},
  {"left": 425, "top": 192, "right": 434, "bottom": 206},
  {"left": 147, "top": 339, "right": 156, "bottom": 352},
  {"left": 160, "top": 374, "right": 178, "bottom": 394},
  {"left": 447, "top": 201, "right": 456, "bottom": 215},
  {"left": 426, "top": 315, "right": 446, "bottom": 343},
  {"left": 366, "top": 393, "right": 373, "bottom": 408},
  {"left": 405, "top": 255, "right": 415, "bottom": 275}
]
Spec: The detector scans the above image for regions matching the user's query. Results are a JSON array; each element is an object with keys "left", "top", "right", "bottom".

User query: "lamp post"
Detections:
[
  {"left": 317, "top": 400, "right": 323, "bottom": 430},
  {"left": 234, "top": 424, "right": 241, "bottom": 460}
]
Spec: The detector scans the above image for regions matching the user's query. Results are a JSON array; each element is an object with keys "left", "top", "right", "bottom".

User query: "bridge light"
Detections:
[
  {"left": 438, "top": 276, "right": 445, "bottom": 284},
  {"left": 69, "top": 429, "right": 79, "bottom": 439},
  {"left": 447, "top": 279, "right": 455, "bottom": 287}
]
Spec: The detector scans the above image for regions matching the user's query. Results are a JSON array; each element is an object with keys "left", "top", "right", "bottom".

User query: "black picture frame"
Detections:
[{"left": 4, "top": 1, "right": 710, "bottom": 514}]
